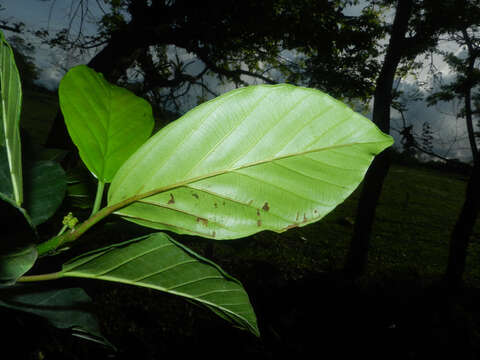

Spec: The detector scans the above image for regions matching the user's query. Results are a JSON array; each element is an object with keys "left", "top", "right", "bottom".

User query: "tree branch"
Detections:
[{"left": 0, "top": 23, "right": 23, "bottom": 33}]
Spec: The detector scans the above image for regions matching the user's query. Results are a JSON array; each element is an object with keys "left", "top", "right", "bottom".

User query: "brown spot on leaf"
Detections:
[
  {"left": 262, "top": 202, "right": 270, "bottom": 212},
  {"left": 192, "top": 193, "right": 199, "bottom": 199},
  {"left": 283, "top": 224, "right": 298, "bottom": 231},
  {"left": 296, "top": 212, "right": 299, "bottom": 221},
  {"left": 303, "top": 213, "right": 308, "bottom": 223},
  {"left": 314, "top": 209, "right": 318, "bottom": 214},
  {"left": 196, "top": 217, "right": 208, "bottom": 226},
  {"left": 222, "top": 201, "right": 226, "bottom": 206},
  {"left": 212, "top": 231, "right": 216, "bottom": 238},
  {"left": 247, "top": 200, "right": 253, "bottom": 206},
  {"left": 257, "top": 219, "right": 262, "bottom": 227},
  {"left": 256, "top": 209, "right": 260, "bottom": 216},
  {"left": 214, "top": 203, "right": 218, "bottom": 208},
  {"left": 168, "top": 193, "right": 175, "bottom": 204}
]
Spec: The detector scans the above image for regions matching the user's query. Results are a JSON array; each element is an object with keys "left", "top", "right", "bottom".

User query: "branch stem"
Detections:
[
  {"left": 35, "top": 193, "right": 143, "bottom": 256},
  {"left": 17, "top": 272, "right": 62, "bottom": 282},
  {"left": 90, "top": 180, "right": 105, "bottom": 217}
]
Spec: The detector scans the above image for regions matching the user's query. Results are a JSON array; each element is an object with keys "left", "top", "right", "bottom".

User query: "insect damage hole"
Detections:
[{"left": 197, "top": 217, "right": 209, "bottom": 226}]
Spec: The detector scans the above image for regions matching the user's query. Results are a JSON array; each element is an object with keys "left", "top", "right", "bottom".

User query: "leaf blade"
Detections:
[
  {"left": 59, "top": 65, "right": 154, "bottom": 182},
  {"left": 0, "top": 284, "right": 113, "bottom": 348},
  {"left": 0, "top": 196, "right": 37, "bottom": 285},
  {"left": 0, "top": 30, "right": 23, "bottom": 205},
  {"left": 61, "top": 232, "right": 259, "bottom": 336},
  {"left": 23, "top": 160, "right": 67, "bottom": 226},
  {"left": 109, "top": 84, "right": 393, "bottom": 239}
]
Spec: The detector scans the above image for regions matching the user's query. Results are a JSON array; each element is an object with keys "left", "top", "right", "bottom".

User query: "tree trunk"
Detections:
[
  {"left": 462, "top": 27, "right": 479, "bottom": 163},
  {"left": 344, "top": 0, "right": 413, "bottom": 277},
  {"left": 445, "top": 159, "right": 480, "bottom": 289},
  {"left": 464, "top": 87, "right": 478, "bottom": 162}
]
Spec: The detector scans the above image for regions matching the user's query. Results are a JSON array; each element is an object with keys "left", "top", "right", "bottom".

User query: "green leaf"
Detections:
[
  {"left": 108, "top": 84, "right": 393, "bottom": 239},
  {"left": 59, "top": 65, "right": 154, "bottom": 182},
  {"left": 0, "top": 284, "right": 113, "bottom": 348},
  {"left": 0, "top": 198, "right": 37, "bottom": 285},
  {"left": 0, "top": 31, "right": 23, "bottom": 205},
  {"left": 61, "top": 232, "right": 259, "bottom": 336},
  {"left": 0, "top": 243, "right": 37, "bottom": 286},
  {"left": 65, "top": 163, "right": 96, "bottom": 209},
  {"left": 23, "top": 160, "right": 67, "bottom": 226}
]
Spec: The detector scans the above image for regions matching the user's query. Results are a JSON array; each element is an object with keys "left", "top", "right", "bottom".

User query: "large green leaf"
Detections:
[
  {"left": 108, "top": 84, "right": 393, "bottom": 239},
  {"left": 23, "top": 160, "right": 67, "bottom": 226},
  {"left": 0, "top": 243, "right": 37, "bottom": 286},
  {"left": 0, "top": 198, "right": 37, "bottom": 285},
  {"left": 0, "top": 284, "right": 113, "bottom": 348},
  {"left": 59, "top": 65, "right": 154, "bottom": 182},
  {"left": 61, "top": 232, "right": 259, "bottom": 336},
  {"left": 0, "top": 31, "right": 23, "bottom": 205}
]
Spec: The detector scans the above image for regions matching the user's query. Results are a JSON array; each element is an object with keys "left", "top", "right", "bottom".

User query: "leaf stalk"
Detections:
[
  {"left": 90, "top": 181, "right": 105, "bottom": 217},
  {"left": 36, "top": 193, "right": 143, "bottom": 256},
  {"left": 17, "top": 271, "right": 62, "bottom": 282}
]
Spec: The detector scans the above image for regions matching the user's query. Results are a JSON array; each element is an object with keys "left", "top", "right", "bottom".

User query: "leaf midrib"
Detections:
[
  {"left": 111, "top": 139, "right": 390, "bottom": 206},
  {"left": 63, "top": 271, "right": 254, "bottom": 330}
]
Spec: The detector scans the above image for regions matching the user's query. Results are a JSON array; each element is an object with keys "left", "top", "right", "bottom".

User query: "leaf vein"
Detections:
[
  {"left": 164, "top": 275, "right": 226, "bottom": 291},
  {"left": 93, "top": 243, "right": 176, "bottom": 277},
  {"left": 271, "top": 161, "right": 349, "bottom": 189},
  {"left": 182, "top": 90, "right": 272, "bottom": 178},
  {"left": 233, "top": 169, "right": 332, "bottom": 207},
  {"left": 130, "top": 259, "right": 200, "bottom": 282}
]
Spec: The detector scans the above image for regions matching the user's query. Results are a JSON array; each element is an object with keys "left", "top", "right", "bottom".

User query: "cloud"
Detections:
[
  {"left": 390, "top": 80, "right": 474, "bottom": 162},
  {"left": 35, "top": 65, "right": 63, "bottom": 91}
]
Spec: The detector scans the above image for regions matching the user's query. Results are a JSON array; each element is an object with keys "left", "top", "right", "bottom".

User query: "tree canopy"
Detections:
[{"left": 36, "top": 0, "right": 386, "bottom": 109}]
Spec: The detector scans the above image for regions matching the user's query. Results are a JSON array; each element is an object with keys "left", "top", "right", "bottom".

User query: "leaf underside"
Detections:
[
  {"left": 0, "top": 284, "right": 112, "bottom": 348},
  {"left": 61, "top": 232, "right": 259, "bottom": 336},
  {"left": 109, "top": 84, "right": 393, "bottom": 239}
]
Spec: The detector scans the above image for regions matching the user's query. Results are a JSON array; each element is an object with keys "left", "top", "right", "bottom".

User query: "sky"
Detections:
[
  {"left": 1, "top": 0, "right": 475, "bottom": 162},
  {"left": 1, "top": 0, "right": 101, "bottom": 88}
]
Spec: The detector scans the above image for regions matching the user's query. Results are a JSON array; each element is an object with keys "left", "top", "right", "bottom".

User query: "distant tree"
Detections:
[
  {"left": 391, "top": 83, "right": 424, "bottom": 158},
  {"left": 280, "top": 2, "right": 385, "bottom": 102},
  {"left": 0, "top": 4, "right": 24, "bottom": 33},
  {"left": 395, "top": 110, "right": 452, "bottom": 162},
  {"left": 390, "top": 84, "right": 453, "bottom": 162},
  {"left": 400, "top": 125, "right": 416, "bottom": 156},
  {"left": 427, "top": 17, "right": 480, "bottom": 162},
  {"left": 422, "top": 0, "right": 480, "bottom": 288},
  {"left": 446, "top": 156, "right": 480, "bottom": 289},
  {"left": 344, "top": 0, "right": 459, "bottom": 277},
  {"left": 421, "top": 121, "right": 434, "bottom": 153}
]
